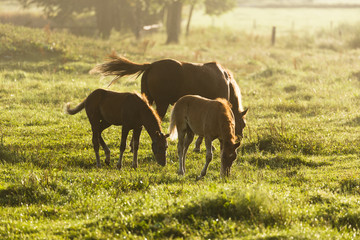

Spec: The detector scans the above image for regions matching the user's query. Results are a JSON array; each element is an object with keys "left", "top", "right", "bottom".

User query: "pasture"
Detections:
[{"left": 1, "top": 7, "right": 360, "bottom": 239}]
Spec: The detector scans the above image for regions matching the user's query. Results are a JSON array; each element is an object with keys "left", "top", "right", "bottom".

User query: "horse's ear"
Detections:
[
  {"left": 241, "top": 108, "right": 249, "bottom": 117},
  {"left": 234, "top": 142, "right": 241, "bottom": 150}
]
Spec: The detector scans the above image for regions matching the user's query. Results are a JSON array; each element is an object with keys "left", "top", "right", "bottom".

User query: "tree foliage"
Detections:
[
  {"left": 17, "top": 0, "right": 237, "bottom": 41},
  {"left": 18, "top": 0, "right": 165, "bottom": 39},
  {"left": 204, "top": 0, "right": 237, "bottom": 16}
]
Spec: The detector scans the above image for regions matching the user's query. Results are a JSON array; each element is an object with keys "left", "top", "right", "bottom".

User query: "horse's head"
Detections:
[
  {"left": 152, "top": 131, "right": 169, "bottom": 166},
  {"left": 234, "top": 108, "right": 248, "bottom": 139},
  {"left": 220, "top": 141, "right": 241, "bottom": 177}
]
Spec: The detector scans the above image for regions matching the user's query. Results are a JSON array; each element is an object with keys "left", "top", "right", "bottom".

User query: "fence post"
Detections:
[{"left": 271, "top": 26, "right": 276, "bottom": 46}]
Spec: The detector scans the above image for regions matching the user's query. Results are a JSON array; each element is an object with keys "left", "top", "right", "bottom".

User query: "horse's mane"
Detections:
[
  {"left": 136, "top": 92, "right": 162, "bottom": 129},
  {"left": 215, "top": 98, "right": 237, "bottom": 143},
  {"left": 228, "top": 74, "right": 244, "bottom": 112}
]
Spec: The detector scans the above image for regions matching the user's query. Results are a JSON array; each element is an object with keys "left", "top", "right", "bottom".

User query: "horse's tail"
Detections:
[
  {"left": 66, "top": 100, "right": 85, "bottom": 115},
  {"left": 168, "top": 106, "right": 178, "bottom": 141},
  {"left": 90, "top": 53, "right": 151, "bottom": 86}
]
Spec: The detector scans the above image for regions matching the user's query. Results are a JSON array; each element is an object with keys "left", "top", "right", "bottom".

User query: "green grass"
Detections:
[{"left": 1, "top": 7, "right": 360, "bottom": 239}]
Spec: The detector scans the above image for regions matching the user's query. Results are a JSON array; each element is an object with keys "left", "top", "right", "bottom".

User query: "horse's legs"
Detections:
[
  {"left": 182, "top": 130, "right": 194, "bottom": 173},
  {"left": 129, "top": 132, "right": 135, "bottom": 153},
  {"left": 199, "top": 138, "right": 213, "bottom": 179},
  {"left": 131, "top": 127, "right": 142, "bottom": 169},
  {"left": 99, "top": 121, "right": 111, "bottom": 165},
  {"left": 177, "top": 129, "right": 186, "bottom": 175},
  {"left": 194, "top": 136, "right": 215, "bottom": 152},
  {"left": 117, "top": 126, "right": 130, "bottom": 170},
  {"left": 91, "top": 127, "right": 101, "bottom": 168},
  {"left": 193, "top": 136, "right": 203, "bottom": 152}
]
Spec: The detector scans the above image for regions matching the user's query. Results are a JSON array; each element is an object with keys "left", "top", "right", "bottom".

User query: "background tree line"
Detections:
[{"left": 18, "top": 0, "right": 237, "bottom": 43}]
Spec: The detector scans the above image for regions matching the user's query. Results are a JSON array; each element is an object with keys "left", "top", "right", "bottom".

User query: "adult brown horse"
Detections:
[
  {"left": 90, "top": 54, "right": 248, "bottom": 151},
  {"left": 66, "top": 88, "right": 169, "bottom": 169},
  {"left": 169, "top": 95, "right": 241, "bottom": 178}
]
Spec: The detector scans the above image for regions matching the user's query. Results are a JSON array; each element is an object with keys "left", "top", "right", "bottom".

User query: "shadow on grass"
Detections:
[
  {"left": 245, "top": 155, "right": 331, "bottom": 169},
  {"left": 345, "top": 116, "right": 360, "bottom": 127},
  {"left": 0, "top": 143, "right": 22, "bottom": 165},
  {"left": 339, "top": 177, "right": 360, "bottom": 195},
  {"left": 0, "top": 184, "right": 50, "bottom": 207},
  {"left": 117, "top": 187, "right": 288, "bottom": 238},
  {"left": 316, "top": 203, "right": 360, "bottom": 231},
  {"left": 0, "top": 142, "right": 95, "bottom": 169},
  {"left": 0, "top": 180, "right": 70, "bottom": 207}
]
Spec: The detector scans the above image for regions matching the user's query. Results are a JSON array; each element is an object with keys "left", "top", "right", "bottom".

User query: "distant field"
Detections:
[{"left": 191, "top": 7, "right": 360, "bottom": 35}]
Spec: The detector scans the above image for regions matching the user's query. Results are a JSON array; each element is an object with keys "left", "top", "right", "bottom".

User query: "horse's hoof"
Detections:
[
  {"left": 132, "top": 164, "right": 138, "bottom": 169},
  {"left": 116, "top": 164, "right": 122, "bottom": 170},
  {"left": 178, "top": 170, "right": 185, "bottom": 176}
]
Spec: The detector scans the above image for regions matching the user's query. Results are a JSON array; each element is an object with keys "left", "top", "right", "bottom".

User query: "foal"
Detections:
[
  {"left": 169, "top": 95, "right": 241, "bottom": 178},
  {"left": 66, "top": 89, "right": 169, "bottom": 169}
]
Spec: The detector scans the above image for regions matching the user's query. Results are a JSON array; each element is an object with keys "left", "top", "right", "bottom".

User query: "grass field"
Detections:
[{"left": 1, "top": 7, "right": 360, "bottom": 239}]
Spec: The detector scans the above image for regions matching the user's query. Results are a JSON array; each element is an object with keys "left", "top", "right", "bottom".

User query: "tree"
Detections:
[
  {"left": 18, "top": 0, "right": 165, "bottom": 39},
  {"left": 93, "top": 0, "right": 117, "bottom": 38},
  {"left": 18, "top": 0, "right": 237, "bottom": 42},
  {"left": 166, "top": 0, "right": 183, "bottom": 44},
  {"left": 169, "top": 0, "right": 237, "bottom": 43}
]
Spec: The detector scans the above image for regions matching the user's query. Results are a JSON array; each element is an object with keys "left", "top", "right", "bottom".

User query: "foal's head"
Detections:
[
  {"left": 152, "top": 131, "right": 169, "bottom": 166},
  {"left": 220, "top": 141, "right": 241, "bottom": 177}
]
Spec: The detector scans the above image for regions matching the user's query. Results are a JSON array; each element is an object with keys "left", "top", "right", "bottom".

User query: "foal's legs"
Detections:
[
  {"left": 182, "top": 130, "right": 194, "bottom": 174},
  {"left": 99, "top": 121, "right": 111, "bottom": 165},
  {"left": 89, "top": 114, "right": 103, "bottom": 168},
  {"left": 177, "top": 129, "right": 194, "bottom": 175},
  {"left": 193, "top": 136, "right": 203, "bottom": 152},
  {"left": 198, "top": 138, "right": 213, "bottom": 179},
  {"left": 90, "top": 114, "right": 111, "bottom": 168},
  {"left": 194, "top": 136, "right": 215, "bottom": 152},
  {"left": 177, "top": 129, "right": 186, "bottom": 175},
  {"left": 117, "top": 126, "right": 130, "bottom": 170},
  {"left": 91, "top": 128, "right": 102, "bottom": 168},
  {"left": 131, "top": 126, "right": 142, "bottom": 169}
]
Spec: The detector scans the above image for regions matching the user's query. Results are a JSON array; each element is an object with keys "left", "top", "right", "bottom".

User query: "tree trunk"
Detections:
[
  {"left": 94, "top": 0, "right": 114, "bottom": 39},
  {"left": 166, "top": 0, "right": 183, "bottom": 44},
  {"left": 186, "top": 4, "right": 194, "bottom": 36}
]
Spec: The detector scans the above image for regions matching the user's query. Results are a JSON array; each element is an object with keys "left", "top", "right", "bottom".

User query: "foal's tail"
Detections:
[
  {"left": 66, "top": 100, "right": 85, "bottom": 115},
  {"left": 90, "top": 53, "right": 151, "bottom": 86},
  {"left": 168, "top": 107, "right": 178, "bottom": 141}
]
